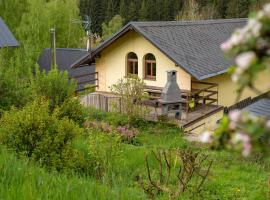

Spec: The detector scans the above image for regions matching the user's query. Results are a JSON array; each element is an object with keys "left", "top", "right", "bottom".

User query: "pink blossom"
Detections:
[
  {"left": 221, "top": 40, "right": 233, "bottom": 52},
  {"left": 229, "top": 121, "right": 237, "bottom": 130},
  {"left": 229, "top": 110, "right": 242, "bottom": 122},
  {"left": 242, "top": 142, "right": 252, "bottom": 157},
  {"left": 235, "top": 52, "right": 257, "bottom": 70}
]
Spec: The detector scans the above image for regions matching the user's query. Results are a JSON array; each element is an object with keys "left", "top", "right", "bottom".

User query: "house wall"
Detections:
[
  {"left": 95, "top": 30, "right": 191, "bottom": 92},
  {"left": 205, "top": 72, "right": 269, "bottom": 107},
  {"left": 184, "top": 109, "right": 224, "bottom": 135}
]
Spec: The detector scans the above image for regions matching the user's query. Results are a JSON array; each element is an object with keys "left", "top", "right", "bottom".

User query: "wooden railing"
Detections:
[
  {"left": 73, "top": 71, "right": 99, "bottom": 93},
  {"left": 144, "top": 80, "right": 219, "bottom": 113}
]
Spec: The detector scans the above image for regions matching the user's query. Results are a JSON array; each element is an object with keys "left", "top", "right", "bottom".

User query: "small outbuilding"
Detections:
[{"left": 37, "top": 48, "right": 96, "bottom": 91}]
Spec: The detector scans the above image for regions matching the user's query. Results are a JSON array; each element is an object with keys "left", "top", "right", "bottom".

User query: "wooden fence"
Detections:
[{"left": 81, "top": 93, "right": 123, "bottom": 112}]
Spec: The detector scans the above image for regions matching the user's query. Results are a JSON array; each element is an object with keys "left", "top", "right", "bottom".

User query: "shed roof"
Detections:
[
  {"left": 38, "top": 48, "right": 90, "bottom": 71},
  {"left": 91, "top": 18, "right": 247, "bottom": 80},
  {"left": 243, "top": 98, "right": 270, "bottom": 119},
  {"left": 0, "top": 17, "right": 19, "bottom": 48},
  {"left": 37, "top": 48, "right": 96, "bottom": 90}
]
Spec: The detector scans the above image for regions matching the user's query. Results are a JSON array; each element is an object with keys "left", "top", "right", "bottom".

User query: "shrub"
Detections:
[
  {"left": 84, "top": 120, "right": 140, "bottom": 144},
  {"left": 110, "top": 76, "right": 150, "bottom": 123},
  {"left": 0, "top": 98, "right": 82, "bottom": 170},
  {"left": 32, "top": 67, "right": 76, "bottom": 112},
  {"left": 56, "top": 97, "right": 86, "bottom": 126},
  {"left": 86, "top": 107, "right": 108, "bottom": 121}
]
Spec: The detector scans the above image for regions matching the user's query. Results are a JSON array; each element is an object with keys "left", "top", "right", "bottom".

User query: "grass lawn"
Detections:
[{"left": 0, "top": 117, "right": 269, "bottom": 199}]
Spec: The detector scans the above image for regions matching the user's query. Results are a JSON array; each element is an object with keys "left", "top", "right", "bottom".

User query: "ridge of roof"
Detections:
[
  {"left": 130, "top": 18, "right": 247, "bottom": 27},
  {"left": 43, "top": 48, "right": 89, "bottom": 52}
]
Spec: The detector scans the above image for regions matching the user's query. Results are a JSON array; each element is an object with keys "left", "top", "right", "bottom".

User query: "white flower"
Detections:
[
  {"left": 263, "top": 3, "right": 270, "bottom": 17},
  {"left": 199, "top": 131, "right": 213, "bottom": 144},
  {"left": 257, "top": 10, "right": 265, "bottom": 19},
  {"left": 235, "top": 51, "right": 257, "bottom": 70},
  {"left": 248, "top": 19, "right": 262, "bottom": 37},
  {"left": 229, "top": 110, "right": 242, "bottom": 122},
  {"left": 232, "top": 133, "right": 252, "bottom": 157},
  {"left": 266, "top": 120, "right": 270, "bottom": 129},
  {"left": 232, "top": 74, "right": 239, "bottom": 83}
]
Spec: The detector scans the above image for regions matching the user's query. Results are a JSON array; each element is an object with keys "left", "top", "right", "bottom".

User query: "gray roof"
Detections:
[
  {"left": 92, "top": 18, "right": 247, "bottom": 80},
  {"left": 243, "top": 98, "right": 270, "bottom": 119},
  {"left": 38, "top": 48, "right": 90, "bottom": 71},
  {"left": 38, "top": 48, "right": 96, "bottom": 89},
  {"left": 0, "top": 17, "right": 19, "bottom": 48}
]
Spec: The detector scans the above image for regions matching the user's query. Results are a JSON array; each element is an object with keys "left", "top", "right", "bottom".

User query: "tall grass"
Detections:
[{"left": 0, "top": 147, "right": 145, "bottom": 200}]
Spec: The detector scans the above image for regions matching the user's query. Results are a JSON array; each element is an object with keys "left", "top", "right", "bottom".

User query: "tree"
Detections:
[
  {"left": 139, "top": 0, "right": 147, "bottom": 21},
  {"left": 105, "top": 0, "right": 115, "bottom": 22},
  {"left": 119, "top": 0, "right": 127, "bottom": 22},
  {"left": 102, "top": 15, "right": 123, "bottom": 40}
]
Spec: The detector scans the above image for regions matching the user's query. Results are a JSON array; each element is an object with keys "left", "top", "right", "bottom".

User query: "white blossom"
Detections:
[
  {"left": 235, "top": 51, "right": 257, "bottom": 70},
  {"left": 232, "top": 133, "right": 252, "bottom": 157},
  {"left": 232, "top": 74, "right": 239, "bottom": 83},
  {"left": 199, "top": 131, "right": 213, "bottom": 144},
  {"left": 263, "top": 3, "right": 270, "bottom": 17},
  {"left": 266, "top": 120, "right": 270, "bottom": 129},
  {"left": 248, "top": 19, "right": 262, "bottom": 37},
  {"left": 257, "top": 10, "right": 265, "bottom": 19}
]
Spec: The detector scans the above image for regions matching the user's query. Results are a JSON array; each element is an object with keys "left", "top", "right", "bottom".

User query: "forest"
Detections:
[{"left": 79, "top": 0, "right": 270, "bottom": 35}]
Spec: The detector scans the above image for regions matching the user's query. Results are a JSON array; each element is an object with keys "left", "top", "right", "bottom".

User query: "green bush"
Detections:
[
  {"left": 86, "top": 107, "right": 108, "bottom": 121},
  {"left": 0, "top": 98, "right": 82, "bottom": 170},
  {"left": 56, "top": 97, "right": 86, "bottom": 126},
  {"left": 32, "top": 68, "right": 76, "bottom": 112}
]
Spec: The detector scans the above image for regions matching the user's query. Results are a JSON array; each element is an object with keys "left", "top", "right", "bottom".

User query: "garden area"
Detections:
[{"left": 0, "top": 105, "right": 269, "bottom": 199}]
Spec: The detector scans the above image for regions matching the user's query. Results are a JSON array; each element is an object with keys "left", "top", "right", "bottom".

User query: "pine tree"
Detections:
[
  {"left": 90, "top": 0, "right": 105, "bottom": 35},
  {"left": 119, "top": 0, "right": 127, "bottom": 21},
  {"left": 127, "top": 1, "right": 138, "bottom": 21},
  {"left": 105, "top": 0, "right": 115, "bottom": 22},
  {"left": 139, "top": 0, "right": 147, "bottom": 21}
]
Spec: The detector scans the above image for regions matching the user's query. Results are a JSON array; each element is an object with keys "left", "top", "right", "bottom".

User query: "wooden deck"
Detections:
[{"left": 81, "top": 91, "right": 223, "bottom": 129}]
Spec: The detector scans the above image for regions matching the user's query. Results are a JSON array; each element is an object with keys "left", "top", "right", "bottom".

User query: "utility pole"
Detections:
[{"left": 50, "top": 28, "right": 56, "bottom": 68}]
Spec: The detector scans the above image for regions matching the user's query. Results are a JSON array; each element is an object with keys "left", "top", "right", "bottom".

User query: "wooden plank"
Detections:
[
  {"left": 73, "top": 72, "right": 98, "bottom": 79},
  {"left": 77, "top": 78, "right": 98, "bottom": 85}
]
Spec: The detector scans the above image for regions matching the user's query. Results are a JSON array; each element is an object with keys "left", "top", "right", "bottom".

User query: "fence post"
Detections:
[
  {"left": 119, "top": 97, "right": 122, "bottom": 113},
  {"left": 105, "top": 96, "right": 108, "bottom": 112},
  {"left": 98, "top": 94, "right": 101, "bottom": 109}
]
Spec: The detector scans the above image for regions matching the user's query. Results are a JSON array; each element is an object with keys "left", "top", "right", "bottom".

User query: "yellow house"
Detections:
[{"left": 77, "top": 19, "right": 269, "bottom": 133}]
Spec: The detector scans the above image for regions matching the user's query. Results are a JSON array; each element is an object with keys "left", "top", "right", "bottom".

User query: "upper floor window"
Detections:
[
  {"left": 144, "top": 53, "right": 156, "bottom": 80},
  {"left": 126, "top": 52, "right": 138, "bottom": 75}
]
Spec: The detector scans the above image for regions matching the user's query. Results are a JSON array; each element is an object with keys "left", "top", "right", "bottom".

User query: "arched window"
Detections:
[
  {"left": 144, "top": 53, "right": 156, "bottom": 80},
  {"left": 126, "top": 52, "right": 138, "bottom": 75}
]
